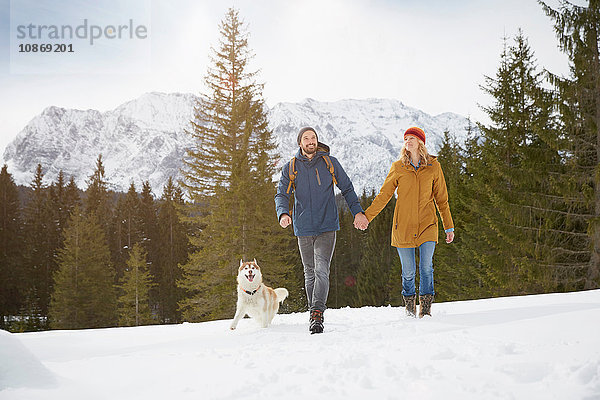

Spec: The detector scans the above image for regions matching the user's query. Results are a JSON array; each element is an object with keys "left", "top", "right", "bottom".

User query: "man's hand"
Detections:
[
  {"left": 353, "top": 213, "right": 369, "bottom": 231},
  {"left": 446, "top": 231, "right": 455, "bottom": 243},
  {"left": 280, "top": 214, "right": 292, "bottom": 228}
]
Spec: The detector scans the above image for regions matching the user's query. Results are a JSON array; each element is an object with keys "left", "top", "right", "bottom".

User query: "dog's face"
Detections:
[{"left": 237, "top": 259, "right": 262, "bottom": 286}]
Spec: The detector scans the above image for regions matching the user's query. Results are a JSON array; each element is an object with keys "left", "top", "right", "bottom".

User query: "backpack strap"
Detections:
[
  {"left": 286, "top": 157, "right": 297, "bottom": 194},
  {"left": 322, "top": 155, "right": 338, "bottom": 186},
  {"left": 286, "top": 155, "right": 337, "bottom": 194}
]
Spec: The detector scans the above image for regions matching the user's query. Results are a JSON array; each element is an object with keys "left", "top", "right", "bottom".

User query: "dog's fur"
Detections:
[{"left": 230, "top": 259, "right": 288, "bottom": 330}]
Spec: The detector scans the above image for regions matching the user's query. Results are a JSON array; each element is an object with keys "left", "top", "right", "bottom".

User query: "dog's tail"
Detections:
[{"left": 274, "top": 288, "right": 289, "bottom": 303}]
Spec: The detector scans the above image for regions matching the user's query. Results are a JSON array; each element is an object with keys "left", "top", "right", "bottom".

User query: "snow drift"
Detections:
[{"left": 0, "top": 330, "right": 55, "bottom": 391}]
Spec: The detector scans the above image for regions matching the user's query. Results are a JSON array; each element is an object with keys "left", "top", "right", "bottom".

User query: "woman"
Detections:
[{"left": 364, "top": 127, "right": 454, "bottom": 318}]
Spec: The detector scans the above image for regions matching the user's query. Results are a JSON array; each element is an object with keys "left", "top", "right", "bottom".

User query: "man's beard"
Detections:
[{"left": 302, "top": 143, "right": 317, "bottom": 155}]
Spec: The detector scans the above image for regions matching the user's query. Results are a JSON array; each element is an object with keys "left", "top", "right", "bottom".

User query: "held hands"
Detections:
[
  {"left": 281, "top": 213, "right": 369, "bottom": 230},
  {"left": 446, "top": 231, "right": 455, "bottom": 243},
  {"left": 279, "top": 214, "right": 292, "bottom": 228},
  {"left": 354, "top": 213, "right": 369, "bottom": 231}
]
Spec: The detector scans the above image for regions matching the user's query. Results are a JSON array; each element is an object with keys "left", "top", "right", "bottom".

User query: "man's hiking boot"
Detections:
[
  {"left": 309, "top": 309, "right": 324, "bottom": 334},
  {"left": 403, "top": 295, "right": 416, "bottom": 317}
]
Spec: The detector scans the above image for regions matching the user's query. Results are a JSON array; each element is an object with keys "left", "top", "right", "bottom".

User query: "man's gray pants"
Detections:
[{"left": 297, "top": 231, "right": 336, "bottom": 312}]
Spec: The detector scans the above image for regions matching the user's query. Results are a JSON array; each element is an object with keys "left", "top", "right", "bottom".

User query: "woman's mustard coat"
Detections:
[{"left": 365, "top": 156, "right": 453, "bottom": 248}]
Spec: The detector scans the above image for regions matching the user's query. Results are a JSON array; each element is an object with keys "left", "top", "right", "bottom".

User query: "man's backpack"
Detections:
[{"left": 286, "top": 155, "right": 338, "bottom": 194}]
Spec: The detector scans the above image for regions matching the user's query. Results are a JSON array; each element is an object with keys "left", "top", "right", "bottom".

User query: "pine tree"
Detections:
[
  {"left": 0, "top": 165, "right": 23, "bottom": 329},
  {"left": 179, "top": 8, "right": 298, "bottom": 321},
  {"left": 50, "top": 207, "right": 117, "bottom": 329},
  {"left": 452, "top": 120, "right": 486, "bottom": 299},
  {"left": 111, "top": 183, "right": 142, "bottom": 278},
  {"left": 155, "top": 178, "right": 189, "bottom": 323},
  {"left": 138, "top": 181, "right": 160, "bottom": 312},
  {"left": 22, "top": 164, "right": 55, "bottom": 326},
  {"left": 467, "top": 31, "right": 562, "bottom": 295},
  {"left": 85, "top": 155, "right": 113, "bottom": 235},
  {"left": 540, "top": 0, "right": 600, "bottom": 289},
  {"left": 472, "top": 36, "right": 524, "bottom": 295},
  {"left": 433, "top": 130, "right": 472, "bottom": 301},
  {"left": 117, "top": 243, "right": 156, "bottom": 326},
  {"left": 29, "top": 172, "right": 82, "bottom": 331},
  {"left": 64, "top": 176, "right": 81, "bottom": 213},
  {"left": 47, "top": 170, "right": 76, "bottom": 250}
]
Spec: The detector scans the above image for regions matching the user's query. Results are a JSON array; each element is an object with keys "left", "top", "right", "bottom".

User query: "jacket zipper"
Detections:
[
  {"left": 395, "top": 165, "right": 417, "bottom": 231},
  {"left": 315, "top": 168, "right": 321, "bottom": 185}
]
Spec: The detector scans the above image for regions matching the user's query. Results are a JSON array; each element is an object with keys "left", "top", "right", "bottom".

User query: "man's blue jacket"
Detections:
[{"left": 275, "top": 143, "right": 364, "bottom": 237}]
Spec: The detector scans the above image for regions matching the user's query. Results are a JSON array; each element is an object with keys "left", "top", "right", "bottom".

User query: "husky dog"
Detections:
[{"left": 230, "top": 259, "right": 289, "bottom": 330}]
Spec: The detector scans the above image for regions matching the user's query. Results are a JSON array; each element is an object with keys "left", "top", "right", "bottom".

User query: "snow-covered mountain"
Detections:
[
  {"left": 2, "top": 93, "right": 196, "bottom": 194},
  {"left": 2, "top": 290, "right": 600, "bottom": 399},
  {"left": 2, "top": 92, "right": 471, "bottom": 195}
]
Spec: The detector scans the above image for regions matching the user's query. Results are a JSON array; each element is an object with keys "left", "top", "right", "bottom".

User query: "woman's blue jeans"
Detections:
[{"left": 396, "top": 241, "right": 436, "bottom": 297}]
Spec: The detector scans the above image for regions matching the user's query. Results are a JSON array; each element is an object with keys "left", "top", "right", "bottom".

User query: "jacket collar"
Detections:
[{"left": 403, "top": 155, "right": 437, "bottom": 171}]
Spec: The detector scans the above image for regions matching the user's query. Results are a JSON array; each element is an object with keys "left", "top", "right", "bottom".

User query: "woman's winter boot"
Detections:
[
  {"left": 403, "top": 295, "right": 416, "bottom": 317},
  {"left": 419, "top": 294, "right": 434, "bottom": 318}
]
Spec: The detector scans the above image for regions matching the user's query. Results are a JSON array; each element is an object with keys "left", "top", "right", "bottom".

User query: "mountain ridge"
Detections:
[{"left": 2, "top": 92, "right": 471, "bottom": 195}]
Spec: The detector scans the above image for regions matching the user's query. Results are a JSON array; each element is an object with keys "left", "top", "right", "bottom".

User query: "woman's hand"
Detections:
[
  {"left": 445, "top": 231, "right": 455, "bottom": 243},
  {"left": 354, "top": 213, "right": 369, "bottom": 230}
]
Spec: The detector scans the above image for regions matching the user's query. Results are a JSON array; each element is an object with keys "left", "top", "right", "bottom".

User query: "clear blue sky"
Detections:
[{"left": 0, "top": 0, "right": 575, "bottom": 156}]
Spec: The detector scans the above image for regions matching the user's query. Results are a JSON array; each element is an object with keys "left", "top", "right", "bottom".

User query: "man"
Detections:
[{"left": 275, "top": 126, "right": 369, "bottom": 334}]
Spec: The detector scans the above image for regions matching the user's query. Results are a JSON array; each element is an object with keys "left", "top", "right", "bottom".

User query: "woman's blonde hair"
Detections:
[{"left": 400, "top": 139, "right": 432, "bottom": 166}]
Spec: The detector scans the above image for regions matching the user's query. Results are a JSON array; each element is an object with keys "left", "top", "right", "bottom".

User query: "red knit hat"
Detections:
[{"left": 404, "top": 127, "right": 426, "bottom": 144}]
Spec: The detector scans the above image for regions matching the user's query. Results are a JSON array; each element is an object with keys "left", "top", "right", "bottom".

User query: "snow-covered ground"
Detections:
[{"left": 2, "top": 290, "right": 600, "bottom": 400}]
